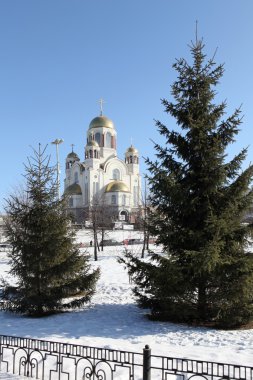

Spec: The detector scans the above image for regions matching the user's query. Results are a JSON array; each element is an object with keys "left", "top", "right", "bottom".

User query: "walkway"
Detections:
[{"left": 0, "top": 373, "right": 26, "bottom": 379}]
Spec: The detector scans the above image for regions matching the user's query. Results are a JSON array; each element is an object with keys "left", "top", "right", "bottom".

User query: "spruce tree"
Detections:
[
  {"left": 122, "top": 38, "right": 253, "bottom": 328},
  {"left": 3, "top": 145, "right": 99, "bottom": 316}
]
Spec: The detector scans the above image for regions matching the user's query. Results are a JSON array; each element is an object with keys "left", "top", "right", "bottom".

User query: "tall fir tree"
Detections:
[
  {"left": 3, "top": 145, "right": 99, "bottom": 316},
  {"left": 122, "top": 38, "right": 253, "bottom": 328}
]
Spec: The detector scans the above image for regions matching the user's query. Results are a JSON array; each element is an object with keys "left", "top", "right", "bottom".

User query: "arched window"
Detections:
[
  {"left": 74, "top": 172, "right": 78, "bottom": 183},
  {"left": 113, "top": 168, "right": 120, "bottom": 180},
  {"left": 69, "top": 197, "right": 73, "bottom": 207},
  {"left": 95, "top": 132, "right": 101, "bottom": 145},
  {"left": 111, "top": 135, "right": 115, "bottom": 149},
  {"left": 111, "top": 195, "right": 116, "bottom": 205},
  {"left": 119, "top": 210, "right": 128, "bottom": 221},
  {"left": 106, "top": 132, "right": 112, "bottom": 148},
  {"left": 122, "top": 194, "right": 126, "bottom": 206}
]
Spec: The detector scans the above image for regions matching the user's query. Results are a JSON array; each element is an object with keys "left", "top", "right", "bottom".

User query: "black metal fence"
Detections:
[{"left": 0, "top": 334, "right": 252, "bottom": 380}]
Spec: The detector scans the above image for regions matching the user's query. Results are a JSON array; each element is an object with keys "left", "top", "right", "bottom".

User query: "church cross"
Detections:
[
  {"left": 98, "top": 98, "right": 105, "bottom": 116},
  {"left": 71, "top": 144, "right": 75, "bottom": 152}
]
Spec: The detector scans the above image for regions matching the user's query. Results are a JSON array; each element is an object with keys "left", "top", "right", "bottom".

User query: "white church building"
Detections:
[{"left": 64, "top": 111, "right": 142, "bottom": 225}]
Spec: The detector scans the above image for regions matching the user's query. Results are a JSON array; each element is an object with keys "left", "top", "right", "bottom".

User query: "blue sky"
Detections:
[{"left": 0, "top": 0, "right": 252, "bottom": 211}]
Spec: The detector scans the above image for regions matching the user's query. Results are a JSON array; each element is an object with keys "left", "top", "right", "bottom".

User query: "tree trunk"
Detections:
[
  {"left": 141, "top": 226, "right": 146, "bottom": 258},
  {"left": 101, "top": 228, "right": 105, "bottom": 251},
  {"left": 93, "top": 228, "right": 98, "bottom": 261}
]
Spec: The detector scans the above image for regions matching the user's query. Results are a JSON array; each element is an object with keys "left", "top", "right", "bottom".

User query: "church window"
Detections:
[
  {"left": 106, "top": 132, "right": 111, "bottom": 148},
  {"left": 111, "top": 195, "right": 116, "bottom": 205},
  {"left": 122, "top": 194, "right": 126, "bottom": 206},
  {"left": 69, "top": 197, "right": 73, "bottom": 207},
  {"left": 112, "top": 135, "right": 116, "bottom": 149},
  {"left": 113, "top": 168, "right": 120, "bottom": 180},
  {"left": 74, "top": 172, "right": 78, "bottom": 183},
  {"left": 95, "top": 132, "right": 101, "bottom": 145}
]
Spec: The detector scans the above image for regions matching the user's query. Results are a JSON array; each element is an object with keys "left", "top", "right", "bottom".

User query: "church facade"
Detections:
[{"left": 64, "top": 113, "right": 142, "bottom": 225}]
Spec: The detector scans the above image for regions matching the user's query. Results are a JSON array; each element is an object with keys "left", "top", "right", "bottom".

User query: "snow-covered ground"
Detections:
[{"left": 0, "top": 229, "right": 253, "bottom": 369}]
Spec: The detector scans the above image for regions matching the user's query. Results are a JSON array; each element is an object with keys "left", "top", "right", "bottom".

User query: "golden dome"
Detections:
[
  {"left": 67, "top": 151, "right": 80, "bottom": 161},
  {"left": 89, "top": 116, "right": 114, "bottom": 130},
  {"left": 126, "top": 145, "right": 138, "bottom": 154},
  {"left": 86, "top": 140, "right": 99, "bottom": 148},
  {"left": 104, "top": 181, "right": 130, "bottom": 193},
  {"left": 64, "top": 183, "right": 82, "bottom": 196}
]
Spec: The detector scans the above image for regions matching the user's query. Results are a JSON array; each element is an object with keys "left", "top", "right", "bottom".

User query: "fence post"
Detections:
[{"left": 143, "top": 344, "right": 151, "bottom": 380}]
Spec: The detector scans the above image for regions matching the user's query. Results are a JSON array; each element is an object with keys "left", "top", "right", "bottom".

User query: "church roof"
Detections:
[
  {"left": 104, "top": 180, "right": 130, "bottom": 193},
  {"left": 64, "top": 183, "right": 82, "bottom": 196},
  {"left": 67, "top": 151, "right": 80, "bottom": 161},
  {"left": 89, "top": 116, "right": 114, "bottom": 130},
  {"left": 126, "top": 145, "right": 138, "bottom": 154}
]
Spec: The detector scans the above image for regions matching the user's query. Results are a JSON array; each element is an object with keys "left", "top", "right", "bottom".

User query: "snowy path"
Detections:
[{"left": 0, "top": 373, "right": 26, "bottom": 379}]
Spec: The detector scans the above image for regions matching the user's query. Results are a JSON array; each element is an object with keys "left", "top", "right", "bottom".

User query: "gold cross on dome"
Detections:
[{"left": 98, "top": 98, "right": 105, "bottom": 116}]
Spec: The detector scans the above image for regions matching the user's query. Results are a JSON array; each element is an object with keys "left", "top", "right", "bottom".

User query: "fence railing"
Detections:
[{"left": 0, "top": 334, "right": 252, "bottom": 380}]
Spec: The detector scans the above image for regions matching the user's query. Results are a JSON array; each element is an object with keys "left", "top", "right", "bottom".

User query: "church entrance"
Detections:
[{"left": 119, "top": 210, "right": 128, "bottom": 222}]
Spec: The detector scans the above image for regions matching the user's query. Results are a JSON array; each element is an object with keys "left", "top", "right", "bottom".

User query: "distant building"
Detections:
[{"left": 64, "top": 112, "right": 142, "bottom": 225}]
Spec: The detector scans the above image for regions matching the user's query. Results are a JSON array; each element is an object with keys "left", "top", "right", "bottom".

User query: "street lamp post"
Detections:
[{"left": 51, "top": 138, "right": 64, "bottom": 200}]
